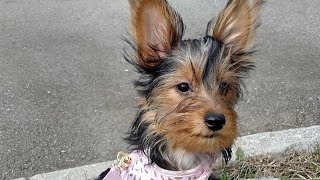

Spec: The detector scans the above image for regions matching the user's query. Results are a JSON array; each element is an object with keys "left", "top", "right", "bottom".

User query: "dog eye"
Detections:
[
  {"left": 219, "top": 82, "right": 229, "bottom": 94},
  {"left": 177, "top": 82, "right": 191, "bottom": 93}
]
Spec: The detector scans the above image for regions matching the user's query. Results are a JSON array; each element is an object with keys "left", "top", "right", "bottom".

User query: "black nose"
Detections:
[{"left": 205, "top": 114, "right": 225, "bottom": 131}]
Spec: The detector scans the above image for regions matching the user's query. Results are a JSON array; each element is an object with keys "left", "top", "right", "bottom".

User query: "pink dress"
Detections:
[{"left": 103, "top": 150, "right": 216, "bottom": 180}]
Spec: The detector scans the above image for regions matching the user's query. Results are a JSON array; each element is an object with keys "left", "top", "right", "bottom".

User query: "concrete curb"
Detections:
[
  {"left": 19, "top": 161, "right": 114, "bottom": 180},
  {"left": 232, "top": 125, "right": 320, "bottom": 160},
  {"left": 15, "top": 125, "right": 320, "bottom": 180}
]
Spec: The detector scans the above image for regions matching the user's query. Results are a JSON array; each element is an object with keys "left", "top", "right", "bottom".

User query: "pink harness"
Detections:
[{"left": 103, "top": 150, "right": 216, "bottom": 180}]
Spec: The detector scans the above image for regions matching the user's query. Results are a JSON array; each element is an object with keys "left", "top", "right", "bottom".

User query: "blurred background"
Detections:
[{"left": 0, "top": 0, "right": 319, "bottom": 179}]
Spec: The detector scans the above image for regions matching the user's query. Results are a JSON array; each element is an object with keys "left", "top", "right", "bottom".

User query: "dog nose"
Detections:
[{"left": 204, "top": 114, "right": 225, "bottom": 131}]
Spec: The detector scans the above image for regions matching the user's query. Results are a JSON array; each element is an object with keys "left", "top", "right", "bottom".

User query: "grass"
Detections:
[{"left": 216, "top": 148, "right": 320, "bottom": 180}]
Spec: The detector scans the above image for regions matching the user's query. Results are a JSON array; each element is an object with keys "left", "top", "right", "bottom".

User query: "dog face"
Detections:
[{"left": 125, "top": 0, "right": 262, "bottom": 170}]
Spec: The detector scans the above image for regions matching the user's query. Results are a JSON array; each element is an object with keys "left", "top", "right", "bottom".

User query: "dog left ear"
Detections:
[
  {"left": 129, "top": 0, "right": 184, "bottom": 70},
  {"left": 207, "top": 0, "right": 263, "bottom": 55}
]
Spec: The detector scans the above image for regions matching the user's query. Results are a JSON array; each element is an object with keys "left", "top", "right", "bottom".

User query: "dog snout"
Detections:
[{"left": 204, "top": 114, "right": 225, "bottom": 131}]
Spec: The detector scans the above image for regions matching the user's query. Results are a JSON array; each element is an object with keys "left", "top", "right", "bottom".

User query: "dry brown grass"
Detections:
[{"left": 216, "top": 148, "right": 320, "bottom": 180}]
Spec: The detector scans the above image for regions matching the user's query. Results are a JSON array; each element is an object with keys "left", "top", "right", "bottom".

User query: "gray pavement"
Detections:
[{"left": 0, "top": 0, "right": 319, "bottom": 179}]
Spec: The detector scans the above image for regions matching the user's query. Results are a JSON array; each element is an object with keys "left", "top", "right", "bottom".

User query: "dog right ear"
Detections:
[{"left": 129, "top": 0, "right": 184, "bottom": 70}]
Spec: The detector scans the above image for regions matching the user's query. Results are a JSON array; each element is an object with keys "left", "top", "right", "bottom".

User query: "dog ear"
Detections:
[
  {"left": 129, "top": 0, "right": 184, "bottom": 70},
  {"left": 207, "top": 0, "right": 263, "bottom": 54}
]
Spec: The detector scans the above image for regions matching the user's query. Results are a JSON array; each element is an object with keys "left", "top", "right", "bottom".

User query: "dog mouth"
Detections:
[{"left": 193, "top": 133, "right": 218, "bottom": 138}]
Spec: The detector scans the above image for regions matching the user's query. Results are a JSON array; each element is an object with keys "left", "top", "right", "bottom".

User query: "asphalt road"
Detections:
[{"left": 1, "top": 0, "right": 319, "bottom": 179}]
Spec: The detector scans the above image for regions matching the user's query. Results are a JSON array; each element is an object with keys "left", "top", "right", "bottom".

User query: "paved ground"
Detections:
[{"left": 0, "top": 0, "right": 319, "bottom": 179}]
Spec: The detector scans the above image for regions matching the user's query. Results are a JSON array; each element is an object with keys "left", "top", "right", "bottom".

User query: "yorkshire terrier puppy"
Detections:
[{"left": 99, "top": 0, "right": 262, "bottom": 179}]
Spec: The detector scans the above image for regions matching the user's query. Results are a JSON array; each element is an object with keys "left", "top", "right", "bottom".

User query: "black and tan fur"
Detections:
[{"left": 98, "top": 0, "right": 263, "bottom": 179}]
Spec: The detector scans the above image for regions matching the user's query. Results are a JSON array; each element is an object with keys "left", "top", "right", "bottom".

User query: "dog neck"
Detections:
[
  {"left": 168, "top": 149, "right": 204, "bottom": 170},
  {"left": 154, "top": 148, "right": 213, "bottom": 171}
]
